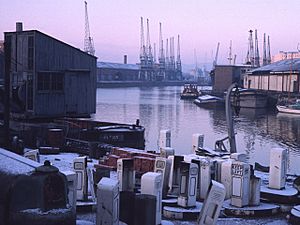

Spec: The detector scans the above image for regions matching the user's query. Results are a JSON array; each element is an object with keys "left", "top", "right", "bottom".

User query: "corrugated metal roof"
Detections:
[
  {"left": 250, "top": 58, "right": 300, "bottom": 74},
  {"left": 97, "top": 62, "right": 139, "bottom": 70}
]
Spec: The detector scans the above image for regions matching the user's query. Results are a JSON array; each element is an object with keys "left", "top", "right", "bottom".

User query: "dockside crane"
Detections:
[
  {"left": 139, "top": 17, "right": 146, "bottom": 64},
  {"left": 254, "top": 29, "right": 260, "bottom": 67},
  {"left": 262, "top": 33, "right": 267, "bottom": 66},
  {"left": 158, "top": 23, "right": 165, "bottom": 66},
  {"left": 146, "top": 19, "right": 153, "bottom": 66},
  {"left": 84, "top": 1, "right": 95, "bottom": 55},
  {"left": 176, "top": 35, "right": 182, "bottom": 73},
  {"left": 267, "top": 35, "right": 271, "bottom": 64},
  {"left": 228, "top": 40, "right": 232, "bottom": 65},
  {"left": 247, "top": 30, "right": 254, "bottom": 67},
  {"left": 213, "top": 42, "right": 220, "bottom": 68}
]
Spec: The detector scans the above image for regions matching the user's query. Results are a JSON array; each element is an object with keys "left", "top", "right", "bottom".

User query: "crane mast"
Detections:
[
  {"left": 262, "top": 33, "right": 267, "bottom": 66},
  {"left": 84, "top": 1, "right": 95, "bottom": 55},
  {"left": 228, "top": 40, "right": 232, "bottom": 65},
  {"left": 213, "top": 42, "right": 220, "bottom": 67},
  {"left": 254, "top": 29, "right": 260, "bottom": 67}
]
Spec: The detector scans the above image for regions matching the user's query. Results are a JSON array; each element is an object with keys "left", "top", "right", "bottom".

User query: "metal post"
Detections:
[
  {"left": 225, "top": 83, "right": 237, "bottom": 153},
  {"left": 4, "top": 39, "right": 11, "bottom": 148}
]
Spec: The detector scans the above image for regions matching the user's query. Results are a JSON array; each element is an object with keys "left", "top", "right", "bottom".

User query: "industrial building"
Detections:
[
  {"left": 0, "top": 41, "right": 3, "bottom": 82},
  {"left": 97, "top": 62, "right": 139, "bottom": 82},
  {"left": 4, "top": 23, "right": 97, "bottom": 118},
  {"left": 0, "top": 53, "right": 3, "bottom": 82},
  {"left": 211, "top": 64, "right": 252, "bottom": 95},
  {"left": 244, "top": 58, "right": 300, "bottom": 93}
]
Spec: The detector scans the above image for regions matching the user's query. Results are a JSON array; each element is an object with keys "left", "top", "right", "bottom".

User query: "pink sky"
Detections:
[{"left": 1, "top": 0, "right": 300, "bottom": 67}]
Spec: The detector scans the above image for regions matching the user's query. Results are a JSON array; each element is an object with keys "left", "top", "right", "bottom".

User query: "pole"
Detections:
[
  {"left": 225, "top": 83, "right": 238, "bottom": 153},
  {"left": 4, "top": 39, "right": 11, "bottom": 148}
]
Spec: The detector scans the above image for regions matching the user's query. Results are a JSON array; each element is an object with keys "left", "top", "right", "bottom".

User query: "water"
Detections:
[{"left": 93, "top": 86, "right": 300, "bottom": 175}]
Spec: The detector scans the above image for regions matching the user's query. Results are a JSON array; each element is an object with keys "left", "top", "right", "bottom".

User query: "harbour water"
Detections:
[{"left": 93, "top": 86, "right": 300, "bottom": 175}]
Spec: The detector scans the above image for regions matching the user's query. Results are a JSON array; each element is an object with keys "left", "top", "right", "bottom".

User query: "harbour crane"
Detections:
[
  {"left": 213, "top": 42, "right": 220, "bottom": 68},
  {"left": 228, "top": 40, "right": 232, "bottom": 65},
  {"left": 84, "top": 1, "right": 95, "bottom": 55}
]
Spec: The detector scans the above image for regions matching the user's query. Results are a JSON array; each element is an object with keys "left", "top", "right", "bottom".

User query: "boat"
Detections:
[
  {"left": 193, "top": 95, "right": 224, "bottom": 108},
  {"left": 276, "top": 100, "right": 300, "bottom": 114},
  {"left": 238, "top": 89, "right": 268, "bottom": 108},
  {"left": 227, "top": 88, "right": 268, "bottom": 108},
  {"left": 180, "top": 84, "right": 200, "bottom": 99}
]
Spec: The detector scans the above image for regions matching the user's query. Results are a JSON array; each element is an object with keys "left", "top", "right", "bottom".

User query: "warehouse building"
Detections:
[
  {"left": 0, "top": 41, "right": 3, "bottom": 82},
  {"left": 211, "top": 64, "right": 252, "bottom": 95},
  {"left": 4, "top": 23, "right": 97, "bottom": 118},
  {"left": 244, "top": 59, "right": 300, "bottom": 93},
  {"left": 97, "top": 61, "right": 139, "bottom": 82}
]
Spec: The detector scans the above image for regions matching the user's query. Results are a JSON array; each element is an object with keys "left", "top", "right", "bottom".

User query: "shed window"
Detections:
[
  {"left": 37, "top": 72, "right": 64, "bottom": 91},
  {"left": 38, "top": 73, "right": 50, "bottom": 90},
  {"left": 52, "top": 73, "right": 64, "bottom": 90}
]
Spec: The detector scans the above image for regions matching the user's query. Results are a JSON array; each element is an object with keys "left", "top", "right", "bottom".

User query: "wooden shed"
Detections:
[{"left": 4, "top": 25, "right": 96, "bottom": 118}]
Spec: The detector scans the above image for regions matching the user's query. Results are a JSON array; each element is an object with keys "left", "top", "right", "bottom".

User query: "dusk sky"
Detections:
[{"left": 1, "top": 0, "right": 300, "bottom": 68}]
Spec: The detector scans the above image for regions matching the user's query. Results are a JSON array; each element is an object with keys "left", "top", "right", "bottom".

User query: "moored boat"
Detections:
[
  {"left": 193, "top": 95, "right": 224, "bottom": 108},
  {"left": 180, "top": 84, "right": 200, "bottom": 99},
  {"left": 227, "top": 88, "right": 268, "bottom": 108},
  {"left": 276, "top": 100, "right": 300, "bottom": 114},
  {"left": 238, "top": 89, "right": 268, "bottom": 108}
]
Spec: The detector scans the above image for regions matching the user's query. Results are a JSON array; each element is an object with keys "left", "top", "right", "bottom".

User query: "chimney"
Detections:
[
  {"left": 16, "top": 22, "right": 23, "bottom": 32},
  {"left": 124, "top": 55, "right": 127, "bottom": 64}
]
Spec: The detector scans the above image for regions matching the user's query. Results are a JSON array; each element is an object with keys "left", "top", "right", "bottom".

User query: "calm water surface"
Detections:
[{"left": 93, "top": 86, "right": 300, "bottom": 175}]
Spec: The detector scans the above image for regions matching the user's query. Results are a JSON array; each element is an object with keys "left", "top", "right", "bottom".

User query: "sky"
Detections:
[{"left": 1, "top": 0, "right": 300, "bottom": 68}]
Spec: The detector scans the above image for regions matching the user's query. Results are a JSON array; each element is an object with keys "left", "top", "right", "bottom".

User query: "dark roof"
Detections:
[
  {"left": 97, "top": 62, "right": 139, "bottom": 70},
  {"left": 4, "top": 30, "right": 97, "bottom": 59},
  {"left": 215, "top": 64, "right": 252, "bottom": 68},
  {"left": 250, "top": 58, "right": 300, "bottom": 74}
]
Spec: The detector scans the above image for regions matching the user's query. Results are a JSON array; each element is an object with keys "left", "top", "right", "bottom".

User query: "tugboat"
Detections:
[{"left": 180, "top": 84, "right": 200, "bottom": 99}]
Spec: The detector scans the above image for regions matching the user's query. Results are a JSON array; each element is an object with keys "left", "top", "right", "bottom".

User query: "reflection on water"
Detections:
[{"left": 93, "top": 86, "right": 300, "bottom": 175}]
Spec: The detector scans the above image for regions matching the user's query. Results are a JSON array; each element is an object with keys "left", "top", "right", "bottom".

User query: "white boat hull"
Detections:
[{"left": 276, "top": 105, "right": 300, "bottom": 114}]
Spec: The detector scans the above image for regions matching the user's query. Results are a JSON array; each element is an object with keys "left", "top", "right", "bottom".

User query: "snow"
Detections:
[
  {"left": 261, "top": 185, "right": 298, "bottom": 196},
  {"left": 21, "top": 207, "right": 71, "bottom": 215},
  {"left": 223, "top": 200, "right": 279, "bottom": 211},
  {"left": 164, "top": 202, "right": 203, "bottom": 213},
  {"left": 0, "top": 148, "right": 41, "bottom": 175}
]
